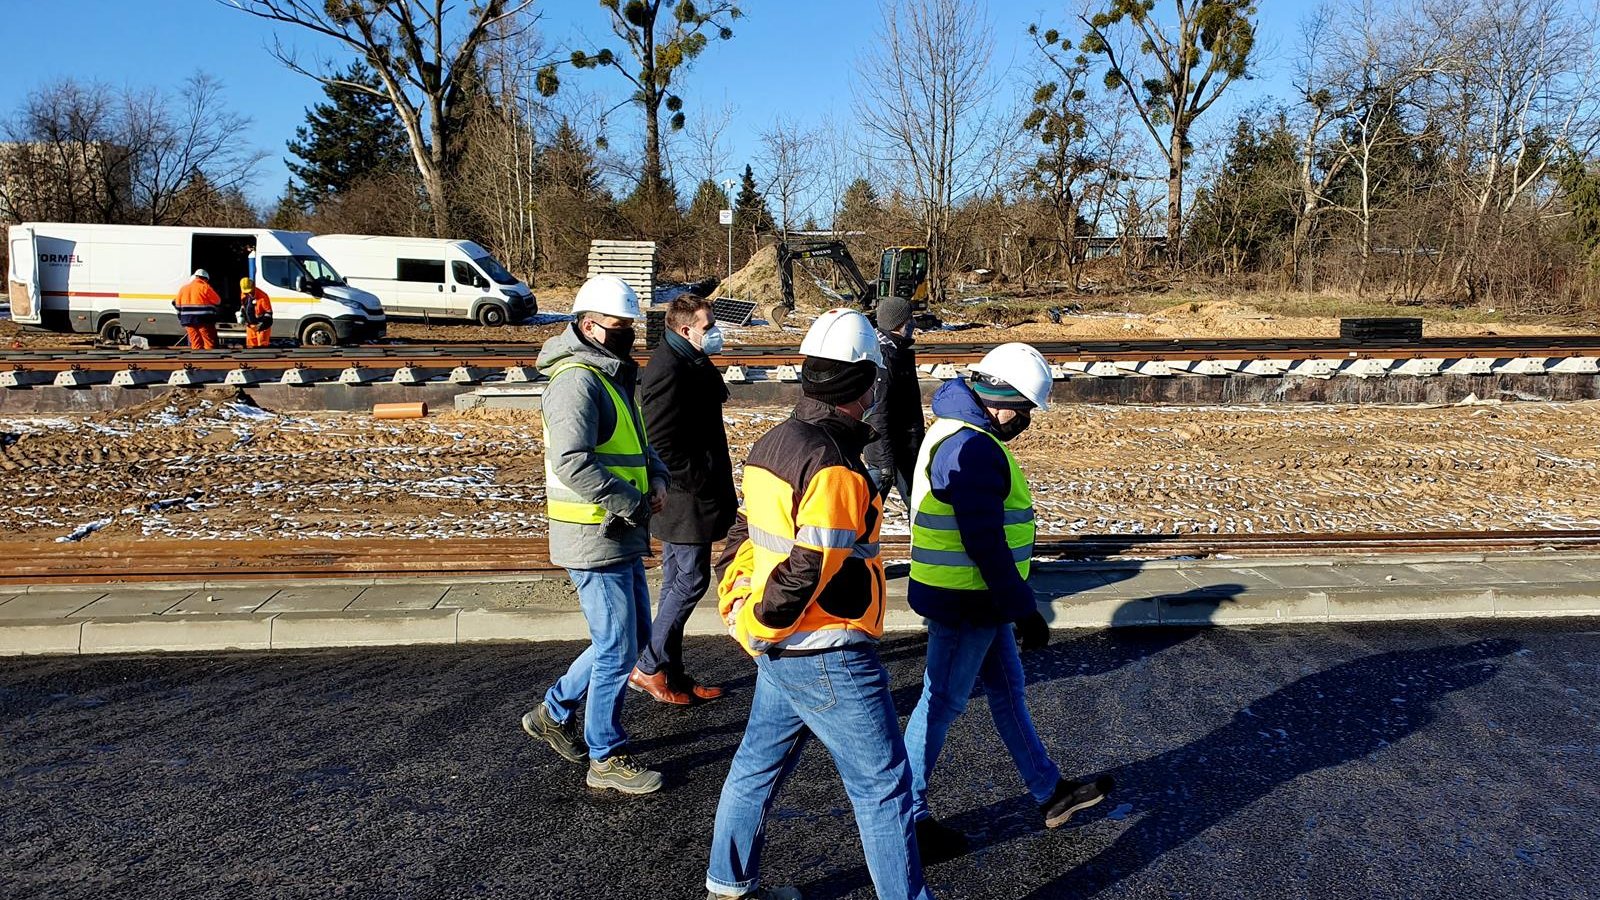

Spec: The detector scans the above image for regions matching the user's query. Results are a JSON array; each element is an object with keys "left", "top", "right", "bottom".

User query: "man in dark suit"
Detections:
[{"left": 630, "top": 296, "right": 738, "bottom": 705}]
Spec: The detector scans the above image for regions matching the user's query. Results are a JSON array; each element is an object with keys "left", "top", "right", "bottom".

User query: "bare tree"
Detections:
[
  {"left": 757, "top": 117, "right": 821, "bottom": 240},
  {"left": 1, "top": 74, "right": 263, "bottom": 228},
  {"left": 123, "top": 74, "right": 268, "bottom": 226},
  {"left": 570, "top": 0, "right": 741, "bottom": 227},
  {"left": 856, "top": 0, "right": 1008, "bottom": 303},
  {"left": 1078, "top": 0, "right": 1258, "bottom": 265},
  {"left": 0, "top": 80, "right": 131, "bottom": 224},
  {"left": 223, "top": 0, "right": 548, "bottom": 237},
  {"left": 1416, "top": 0, "right": 1600, "bottom": 299},
  {"left": 684, "top": 100, "right": 735, "bottom": 189}
]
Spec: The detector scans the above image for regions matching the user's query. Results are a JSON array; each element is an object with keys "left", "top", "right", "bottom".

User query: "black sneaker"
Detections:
[
  {"left": 1041, "top": 775, "right": 1114, "bottom": 828},
  {"left": 521, "top": 704, "right": 586, "bottom": 763},
  {"left": 915, "top": 816, "right": 970, "bottom": 862},
  {"left": 586, "top": 753, "right": 664, "bottom": 795}
]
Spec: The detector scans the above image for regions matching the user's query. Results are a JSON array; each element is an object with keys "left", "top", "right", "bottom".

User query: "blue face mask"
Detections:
[{"left": 696, "top": 325, "right": 724, "bottom": 355}]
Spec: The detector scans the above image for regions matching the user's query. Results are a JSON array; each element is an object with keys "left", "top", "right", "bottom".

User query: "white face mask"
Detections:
[{"left": 693, "top": 324, "right": 724, "bottom": 355}]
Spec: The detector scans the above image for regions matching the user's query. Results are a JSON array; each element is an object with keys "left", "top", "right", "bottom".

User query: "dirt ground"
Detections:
[{"left": 4, "top": 390, "right": 1599, "bottom": 544}]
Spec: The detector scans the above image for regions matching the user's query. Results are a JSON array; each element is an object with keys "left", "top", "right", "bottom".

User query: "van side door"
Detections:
[
  {"left": 450, "top": 259, "right": 487, "bottom": 316},
  {"left": 396, "top": 257, "right": 447, "bottom": 317}
]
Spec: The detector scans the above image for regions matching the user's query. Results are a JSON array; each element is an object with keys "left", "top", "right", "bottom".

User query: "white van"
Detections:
[
  {"left": 308, "top": 234, "right": 536, "bottom": 326},
  {"left": 6, "top": 223, "right": 386, "bottom": 346}
]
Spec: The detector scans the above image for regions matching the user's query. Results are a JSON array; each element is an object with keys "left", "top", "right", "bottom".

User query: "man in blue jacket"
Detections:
[{"left": 903, "top": 342, "right": 1114, "bottom": 860}]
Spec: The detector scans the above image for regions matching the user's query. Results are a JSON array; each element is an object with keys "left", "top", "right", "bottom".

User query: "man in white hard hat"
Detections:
[
  {"left": 521, "top": 274, "right": 672, "bottom": 795},
  {"left": 173, "top": 268, "right": 221, "bottom": 350},
  {"left": 705, "top": 309, "right": 934, "bottom": 900},
  {"left": 901, "top": 343, "right": 1113, "bottom": 860}
]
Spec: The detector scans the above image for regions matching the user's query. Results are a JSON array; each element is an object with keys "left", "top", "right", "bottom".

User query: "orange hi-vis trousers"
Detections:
[
  {"left": 184, "top": 324, "right": 218, "bottom": 350},
  {"left": 245, "top": 325, "right": 271, "bottom": 348}
]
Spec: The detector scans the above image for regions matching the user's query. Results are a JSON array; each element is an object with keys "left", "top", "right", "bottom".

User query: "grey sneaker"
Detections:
[
  {"left": 521, "top": 704, "right": 586, "bottom": 763},
  {"left": 586, "top": 753, "right": 664, "bottom": 795},
  {"left": 706, "top": 887, "right": 802, "bottom": 900}
]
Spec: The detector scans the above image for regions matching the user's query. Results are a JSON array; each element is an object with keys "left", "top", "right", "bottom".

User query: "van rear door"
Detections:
[{"left": 6, "top": 227, "right": 41, "bottom": 324}]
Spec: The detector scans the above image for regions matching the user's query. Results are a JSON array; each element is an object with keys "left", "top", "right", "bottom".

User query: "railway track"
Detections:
[
  {"left": 4, "top": 334, "right": 1600, "bottom": 388},
  {"left": 5, "top": 530, "right": 1598, "bottom": 585},
  {"left": 7, "top": 334, "right": 1600, "bottom": 367}
]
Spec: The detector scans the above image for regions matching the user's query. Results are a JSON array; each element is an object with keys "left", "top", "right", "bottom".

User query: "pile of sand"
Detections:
[{"left": 714, "top": 244, "right": 847, "bottom": 311}]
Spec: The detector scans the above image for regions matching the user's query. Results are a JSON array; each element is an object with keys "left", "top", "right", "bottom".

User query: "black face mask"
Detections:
[
  {"left": 590, "top": 323, "right": 636, "bottom": 359},
  {"left": 991, "top": 409, "right": 1031, "bottom": 442}
]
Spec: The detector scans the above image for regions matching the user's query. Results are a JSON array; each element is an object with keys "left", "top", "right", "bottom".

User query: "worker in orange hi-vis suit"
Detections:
[
  {"left": 173, "top": 269, "right": 222, "bottom": 350},
  {"left": 240, "top": 276, "right": 273, "bottom": 348}
]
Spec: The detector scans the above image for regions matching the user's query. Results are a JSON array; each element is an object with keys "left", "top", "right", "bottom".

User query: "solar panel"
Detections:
[{"left": 712, "top": 298, "right": 757, "bottom": 327}]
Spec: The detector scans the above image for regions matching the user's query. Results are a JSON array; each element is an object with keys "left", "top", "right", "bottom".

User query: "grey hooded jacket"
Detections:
[{"left": 538, "top": 324, "right": 670, "bottom": 570}]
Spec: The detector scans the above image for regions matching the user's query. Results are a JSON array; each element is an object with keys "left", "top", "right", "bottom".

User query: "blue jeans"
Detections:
[
  {"left": 636, "top": 541, "right": 711, "bottom": 678},
  {"left": 706, "top": 646, "right": 934, "bottom": 900},
  {"left": 543, "top": 558, "right": 652, "bottom": 760},
  {"left": 904, "top": 620, "right": 1061, "bottom": 821}
]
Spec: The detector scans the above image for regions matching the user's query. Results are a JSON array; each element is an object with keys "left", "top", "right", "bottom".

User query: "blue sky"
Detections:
[{"left": 1, "top": 0, "right": 1319, "bottom": 208}]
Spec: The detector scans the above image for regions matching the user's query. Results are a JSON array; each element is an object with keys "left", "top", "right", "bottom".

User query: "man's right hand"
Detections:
[{"left": 1015, "top": 610, "right": 1050, "bottom": 651}]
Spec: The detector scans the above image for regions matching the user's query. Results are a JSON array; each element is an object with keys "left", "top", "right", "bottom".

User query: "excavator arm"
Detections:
[{"left": 776, "top": 241, "right": 878, "bottom": 313}]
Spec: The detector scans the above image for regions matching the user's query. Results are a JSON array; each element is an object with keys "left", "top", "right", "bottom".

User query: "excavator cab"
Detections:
[{"left": 877, "top": 246, "right": 930, "bottom": 307}]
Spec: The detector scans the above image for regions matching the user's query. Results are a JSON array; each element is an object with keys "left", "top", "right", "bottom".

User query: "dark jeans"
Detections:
[{"left": 636, "top": 541, "right": 711, "bottom": 678}]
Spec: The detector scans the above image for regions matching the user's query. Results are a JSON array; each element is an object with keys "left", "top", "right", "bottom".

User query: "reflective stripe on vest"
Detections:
[
  {"left": 542, "top": 360, "right": 648, "bottom": 525},
  {"left": 909, "top": 416, "right": 1035, "bottom": 590}
]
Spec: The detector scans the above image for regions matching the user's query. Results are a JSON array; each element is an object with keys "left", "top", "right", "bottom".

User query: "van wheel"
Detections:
[
  {"left": 477, "top": 303, "right": 509, "bottom": 326},
  {"left": 300, "top": 321, "right": 338, "bottom": 346},
  {"left": 96, "top": 317, "right": 124, "bottom": 344}
]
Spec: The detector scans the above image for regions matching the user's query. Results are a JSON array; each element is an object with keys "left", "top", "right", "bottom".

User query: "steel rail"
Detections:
[
  {"left": 6, "top": 336, "right": 1600, "bottom": 373},
  {"left": 4, "top": 530, "right": 1598, "bottom": 585}
]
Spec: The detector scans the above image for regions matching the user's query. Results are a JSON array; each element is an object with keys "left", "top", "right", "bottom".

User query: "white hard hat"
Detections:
[
  {"left": 571, "top": 274, "right": 642, "bottom": 319},
  {"left": 799, "top": 308, "right": 882, "bottom": 367},
  {"left": 971, "top": 342, "right": 1053, "bottom": 411},
  {"left": 193, "top": 268, "right": 211, "bottom": 280}
]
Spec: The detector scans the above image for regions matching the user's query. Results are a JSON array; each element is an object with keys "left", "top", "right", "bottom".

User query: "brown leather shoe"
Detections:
[
  {"left": 678, "top": 676, "right": 724, "bottom": 701},
  {"left": 629, "top": 667, "right": 693, "bottom": 706}
]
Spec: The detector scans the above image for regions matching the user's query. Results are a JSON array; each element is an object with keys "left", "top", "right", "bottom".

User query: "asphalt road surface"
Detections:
[{"left": 3, "top": 620, "right": 1598, "bottom": 899}]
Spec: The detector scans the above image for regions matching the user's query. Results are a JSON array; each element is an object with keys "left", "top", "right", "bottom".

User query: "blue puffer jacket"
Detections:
[{"left": 907, "top": 378, "right": 1036, "bottom": 627}]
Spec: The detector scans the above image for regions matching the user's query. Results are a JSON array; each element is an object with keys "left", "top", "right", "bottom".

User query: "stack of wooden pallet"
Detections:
[{"left": 587, "top": 240, "right": 657, "bottom": 307}]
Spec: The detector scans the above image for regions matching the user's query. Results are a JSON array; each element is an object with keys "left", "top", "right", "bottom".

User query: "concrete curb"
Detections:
[{"left": 4, "top": 580, "right": 1600, "bottom": 657}]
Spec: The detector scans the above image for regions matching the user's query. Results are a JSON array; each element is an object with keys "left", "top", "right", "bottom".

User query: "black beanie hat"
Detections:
[
  {"left": 875, "top": 296, "right": 913, "bottom": 334},
  {"left": 801, "top": 357, "right": 878, "bottom": 405}
]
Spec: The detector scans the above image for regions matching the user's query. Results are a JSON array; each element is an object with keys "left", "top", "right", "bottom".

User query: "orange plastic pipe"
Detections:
[{"left": 373, "top": 402, "right": 427, "bottom": 419}]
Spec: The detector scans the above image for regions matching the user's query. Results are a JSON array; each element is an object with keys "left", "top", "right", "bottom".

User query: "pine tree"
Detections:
[
  {"left": 731, "top": 163, "right": 774, "bottom": 262},
  {"left": 835, "top": 178, "right": 880, "bottom": 233},
  {"left": 285, "top": 62, "right": 412, "bottom": 211},
  {"left": 533, "top": 119, "right": 617, "bottom": 276},
  {"left": 685, "top": 178, "right": 730, "bottom": 273},
  {"left": 1186, "top": 111, "right": 1297, "bottom": 274},
  {"left": 1557, "top": 156, "right": 1600, "bottom": 268}
]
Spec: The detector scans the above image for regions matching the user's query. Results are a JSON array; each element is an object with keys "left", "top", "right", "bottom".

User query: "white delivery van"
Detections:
[
  {"left": 5, "top": 223, "right": 386, "bottom": 346},
  {"left": 308, "top": 234, "right": 536, "bottom": 326}
]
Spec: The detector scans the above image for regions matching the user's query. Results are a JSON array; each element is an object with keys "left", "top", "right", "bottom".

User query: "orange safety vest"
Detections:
[{"left": 175, "top": 278, "right": 221, "bottom": 310}]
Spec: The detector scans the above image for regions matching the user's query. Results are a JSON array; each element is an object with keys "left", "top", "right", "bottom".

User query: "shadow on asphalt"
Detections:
[{"left": 798, "top": 636, "right": 1519, "bottom": 899}]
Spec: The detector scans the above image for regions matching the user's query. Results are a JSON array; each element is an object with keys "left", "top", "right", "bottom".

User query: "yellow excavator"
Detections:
[{"left": 772, "top": 240, "right": 930, "bottom": 325}]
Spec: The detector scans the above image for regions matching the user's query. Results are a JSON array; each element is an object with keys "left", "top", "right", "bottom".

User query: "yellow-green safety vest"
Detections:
[
  {"left": 909, "top": 416, "right": 1035, "bottom": 590},
  {"left": 543, "top": 360, "right": 649, "bottom": 525}
]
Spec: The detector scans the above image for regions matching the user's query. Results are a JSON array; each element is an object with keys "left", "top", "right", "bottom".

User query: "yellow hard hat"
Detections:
[{"left": 240, "top": 276, "right": 254, "bottom": 290}]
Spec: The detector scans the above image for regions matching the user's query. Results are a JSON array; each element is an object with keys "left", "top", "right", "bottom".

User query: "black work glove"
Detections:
[
  {"left": 601, "top": 509, "right": 647, "bottom": 540},
  {"left": 1015, "top": 610, "right": 1050, "bottom": 651}
]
